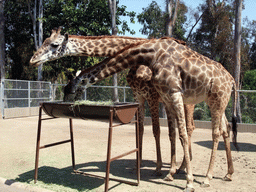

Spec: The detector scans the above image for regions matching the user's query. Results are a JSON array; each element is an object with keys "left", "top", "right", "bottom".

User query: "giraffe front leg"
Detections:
[
  {"left": 147, "top": 98, "right": 162, "bottom": 175},
  {"left": 164, "top": 109, "right": 177, "bottom": 181},
  {"left": 178, "top": 134, "right": 192, "bottom": 174},
  {"left": 136, "top": 97, "right": 146, "bottom": 166},
  {"left": 164, "top": 93, "right": 194, "bottom": 191}
]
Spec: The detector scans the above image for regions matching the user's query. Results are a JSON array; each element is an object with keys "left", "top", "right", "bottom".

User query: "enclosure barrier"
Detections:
[
  {"left": 1, "top": 79, "right": 256, "bottom": 132},
  {"left": 0, "top": 79, "right": 133, "bottom": 119}
]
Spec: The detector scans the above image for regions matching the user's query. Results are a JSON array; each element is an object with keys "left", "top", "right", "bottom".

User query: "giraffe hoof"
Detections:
[
  {"left": 223, "top": 175, "right": 232, "bottom": 181},
  {"left": 163, "top": 174, "right": 174, "bottom": 181},
  {"left": 184, "top": 187, "right": 195, "bottom": 192},
  {"left": 200, "top": 181, "right": 210, "bottom": 188}
]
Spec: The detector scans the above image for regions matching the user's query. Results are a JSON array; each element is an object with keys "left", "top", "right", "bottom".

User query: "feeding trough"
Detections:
[
  {"left": 41, "top": 101, "right": 139, "bottom": 124},
  {"left": 35, "top": 101, "right": 140, "bottom": 192}
]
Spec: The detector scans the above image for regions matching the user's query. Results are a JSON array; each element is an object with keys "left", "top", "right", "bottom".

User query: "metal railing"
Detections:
[
  {"left": 0, "top": 79, "right": 135, "bottom": 118},
  {"left": 1, "top": 79, "right": 256, "bottom": 124}
]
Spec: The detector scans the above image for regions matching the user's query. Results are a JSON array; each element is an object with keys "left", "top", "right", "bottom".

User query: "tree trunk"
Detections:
[
  {"left": 166, "top": 0, "right": 179, "bottom": 37},
  {"left": 165, "top": 0, "right": 173, "bottom": 37},
  {"left": 27, "top": 0, "right": 43, "bottom": 81},
  {"left": 186, "top": 12, "right": 204, "bottom": 41},
  {"left": 108, "top": 0, "right": 119, "bottom": 102},
  {"left": 233, "top": 0, "right": 242, "bottom": 123},
  {"left": 0, "top": 0, "right": 5, "bottom": 82},
  {"left": 163, "top": 0, "right": 179, "bottom": 118},
  {"left": 29, "top": 0, "right": 38, "bottom": 50},
  {"left": 37, "top": 0, "right": 43, "bottom": 81}
]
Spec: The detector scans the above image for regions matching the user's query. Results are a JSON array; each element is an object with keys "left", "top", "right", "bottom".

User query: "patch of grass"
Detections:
[{"left": 73, "top": 100, "right": 114, "bottom": 106}]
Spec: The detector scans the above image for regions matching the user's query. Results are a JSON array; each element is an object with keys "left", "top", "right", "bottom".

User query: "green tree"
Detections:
[
  {"left": 190, "top": 0, "right": 235, "bottom": 71},
  {"left": 4, "top": 0, "right": 36, "bottom": 80},
  {"left": 240, "top": 70, "right": 256, "bottom": 123},
  {"left": 4, "top": 0, "right": 135, "bottom": 83},
  {"left": 137, "top": 1, "right": 165, "bottom": 38},
  {"left": 137, "top": 1, "right": 187, "bottom": 39},
  {"left": 0, "top": 0, "right": 5, "bottom": 82},
  {"left": 248, "top": 20, "right": 256, "bottom": 70},
  {"left": 243, "top": 70, "right": 256, "bottom": 90}
]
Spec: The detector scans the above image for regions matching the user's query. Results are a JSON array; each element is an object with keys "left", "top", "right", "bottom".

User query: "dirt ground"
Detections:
[{"left": 0, "top": 115, "right": 256, "bottom": 192}]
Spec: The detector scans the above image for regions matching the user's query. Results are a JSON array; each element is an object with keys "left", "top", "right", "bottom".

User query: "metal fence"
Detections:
[
  {"left": 0, "top": 79, "right": 135, "bottom": 118},
  {"left": 1, "top": 79, "right": 51, "bottom": 108},
  {"left": 1, "top": 79, "right": 256, "bottom": 124}
]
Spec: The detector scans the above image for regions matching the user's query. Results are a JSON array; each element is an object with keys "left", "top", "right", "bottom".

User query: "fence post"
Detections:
[
  {"left": 123, "top": 87, "right": 126, "bottom": 102},
  {"left": 84, "top": 87, "right": 87, "bottom": 100},
  {"left": 28, "top": 81, "right": 31, "bottom": 108},
  {"left": 0, "top": 79, "right": 4, "bottom": 118},
  {"left": 49, "top": 82, "right": 53, "bottom": 101}
]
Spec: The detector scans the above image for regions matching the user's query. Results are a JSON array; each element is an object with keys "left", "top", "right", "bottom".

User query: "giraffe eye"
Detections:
[{"left": 50, "top": 43, "right": 59, "bottom": 48}]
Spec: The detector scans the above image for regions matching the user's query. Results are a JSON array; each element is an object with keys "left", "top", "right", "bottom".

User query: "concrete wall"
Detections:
[
  {"left": 2, "top": 107, "right": 40, "bottom": 119},
  {"left": 1, "top": 108, "right": 255, "bottom": 133},
  {"left": 144, "top": 117, "right": 256, "bottom": 133}
]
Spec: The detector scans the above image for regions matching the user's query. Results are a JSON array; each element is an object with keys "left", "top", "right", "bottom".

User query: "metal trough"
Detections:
[
  {"left": 41, "top": 101, "right": 139, "bottom": 124},
  {"left": 35, "top": 101, "right": 140, "bottom": 192}
]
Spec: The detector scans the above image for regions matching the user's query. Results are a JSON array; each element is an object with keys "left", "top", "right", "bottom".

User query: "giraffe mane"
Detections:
[
  {"left": 160, "top": 37, "right": 186, "bottom": 46},
  {"left": 68, "top": 35, "right": 147, "bottom": 41},
  {"left": 110, "top": 37, "right": 186, "bottom": 57},
  {"left": 68, "top": 35, "right": 186, "bottom": 47},
  {"left": 112, "top": 39, "right": 152, "bottom": 57}
]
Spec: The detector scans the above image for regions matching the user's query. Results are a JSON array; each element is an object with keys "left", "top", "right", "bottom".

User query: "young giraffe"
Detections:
[
  {"left": 126, "top": 65, "right": 195, "bottom": 175},
  {"left": 59, "top": 39, "right": 239, "bottom": 191},
  {"left": 68, "top": 65, "right": 196, "bottom": 176},
  {"left": 126, "top": 35, "right": 196, "bottom": 174},
  {"left": 30, "top": 30, "right": 238, "bottom": 191},
  {"left": 30, "top": 27, "right": 195, "bottom": 175}
]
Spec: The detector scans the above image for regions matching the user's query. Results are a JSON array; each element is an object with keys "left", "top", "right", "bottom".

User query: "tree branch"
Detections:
[{"left": 186, "top": 11, "right": 204, "bottom": 41}]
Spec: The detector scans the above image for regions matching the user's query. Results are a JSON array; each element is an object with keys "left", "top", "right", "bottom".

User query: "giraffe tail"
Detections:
[{"left": 232, "top": 82, "right": 239, "bottom": 151}]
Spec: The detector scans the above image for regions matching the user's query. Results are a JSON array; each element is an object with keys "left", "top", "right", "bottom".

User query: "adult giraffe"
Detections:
[
  {"left": 30, "top": 28, "right": 238, "bottom": 191},
  {"left": 63, "top": 38, "right": 238, "bottom": 191},
  {"left": 30, "top": 27, "right": 195, "bottom": 176}
]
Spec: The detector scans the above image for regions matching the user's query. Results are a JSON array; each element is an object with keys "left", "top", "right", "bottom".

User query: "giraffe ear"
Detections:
[
  {"left": 57, "top": 26, "right": 62, "bottom": 34},
  {"left": 64, "top": 33, "right": 69, "bottom": 41},
  {"left": 50, "top": 28, "right": 58, "bottom": 37}
]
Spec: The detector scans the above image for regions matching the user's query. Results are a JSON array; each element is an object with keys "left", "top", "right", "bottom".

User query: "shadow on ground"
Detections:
[
  {"left": 194, "top": 140, "right": 256, "bottom": 152},
  {"left": 15, "top": 159, "right": 189, "bottom": 191}
]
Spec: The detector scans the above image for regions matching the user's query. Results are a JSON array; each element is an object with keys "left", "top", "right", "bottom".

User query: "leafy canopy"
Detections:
[{"left": 4, "top": 0, "right": 136, "bottom": 82}]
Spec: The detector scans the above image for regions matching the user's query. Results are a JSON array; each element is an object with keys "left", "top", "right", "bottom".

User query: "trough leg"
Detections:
[
  {"left": 34, "top": 106, "right": 43, "bottom": 183},
  {"left": 105, "top": 109, "right": 114, "bottom": 192},
  {"left": 69, "top": 118, "right": 76, "bottom": 170}
]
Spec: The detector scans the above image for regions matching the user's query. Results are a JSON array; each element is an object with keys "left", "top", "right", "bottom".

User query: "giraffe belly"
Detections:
[{"left": 183, "top": 89, "right": 206, "bottom": 105}]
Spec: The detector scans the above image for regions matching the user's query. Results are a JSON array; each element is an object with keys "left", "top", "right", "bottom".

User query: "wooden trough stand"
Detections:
[{"left": 34, "top": 101, "right": 140, "bottom": 192}]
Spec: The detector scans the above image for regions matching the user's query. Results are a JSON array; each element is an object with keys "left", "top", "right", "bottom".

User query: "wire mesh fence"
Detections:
[
  {"left": 1, "top": 79, "right": 51, "bottom": 108},
  {"left": 1, "top": 79, "right": 256, "bottom": 124}
]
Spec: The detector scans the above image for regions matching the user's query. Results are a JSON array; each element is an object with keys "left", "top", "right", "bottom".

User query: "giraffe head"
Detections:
[
  {"left": 30, "top": 27, "right": 69, "bottom": 67},
  {"left": 63, "top": 71, "right": 85, "bottom": 102}
]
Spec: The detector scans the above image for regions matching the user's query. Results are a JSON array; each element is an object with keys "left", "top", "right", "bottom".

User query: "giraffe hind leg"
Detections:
[
  {"left": 177, "top": 104, "right": 195, "bottom": 173},
  {"left": 221, "top": 114, "right": 234, "bottom": 181},
  {"left": 164, "top": 107, "right": 177, "bottom": 181},
  {"left": 201, "top": 104, "right": 224, "bottom": 187}
]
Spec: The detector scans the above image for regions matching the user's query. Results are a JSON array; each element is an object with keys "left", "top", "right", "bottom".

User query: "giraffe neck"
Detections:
[
  {"left": 75, "top": 57, "right": 113, "bottom": 88},
  {"left": 66, "top": 35, "right": 147, "bottom": 58},
  {"left": 75, "top": 40, "right": 155, "bottom": 87}
]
